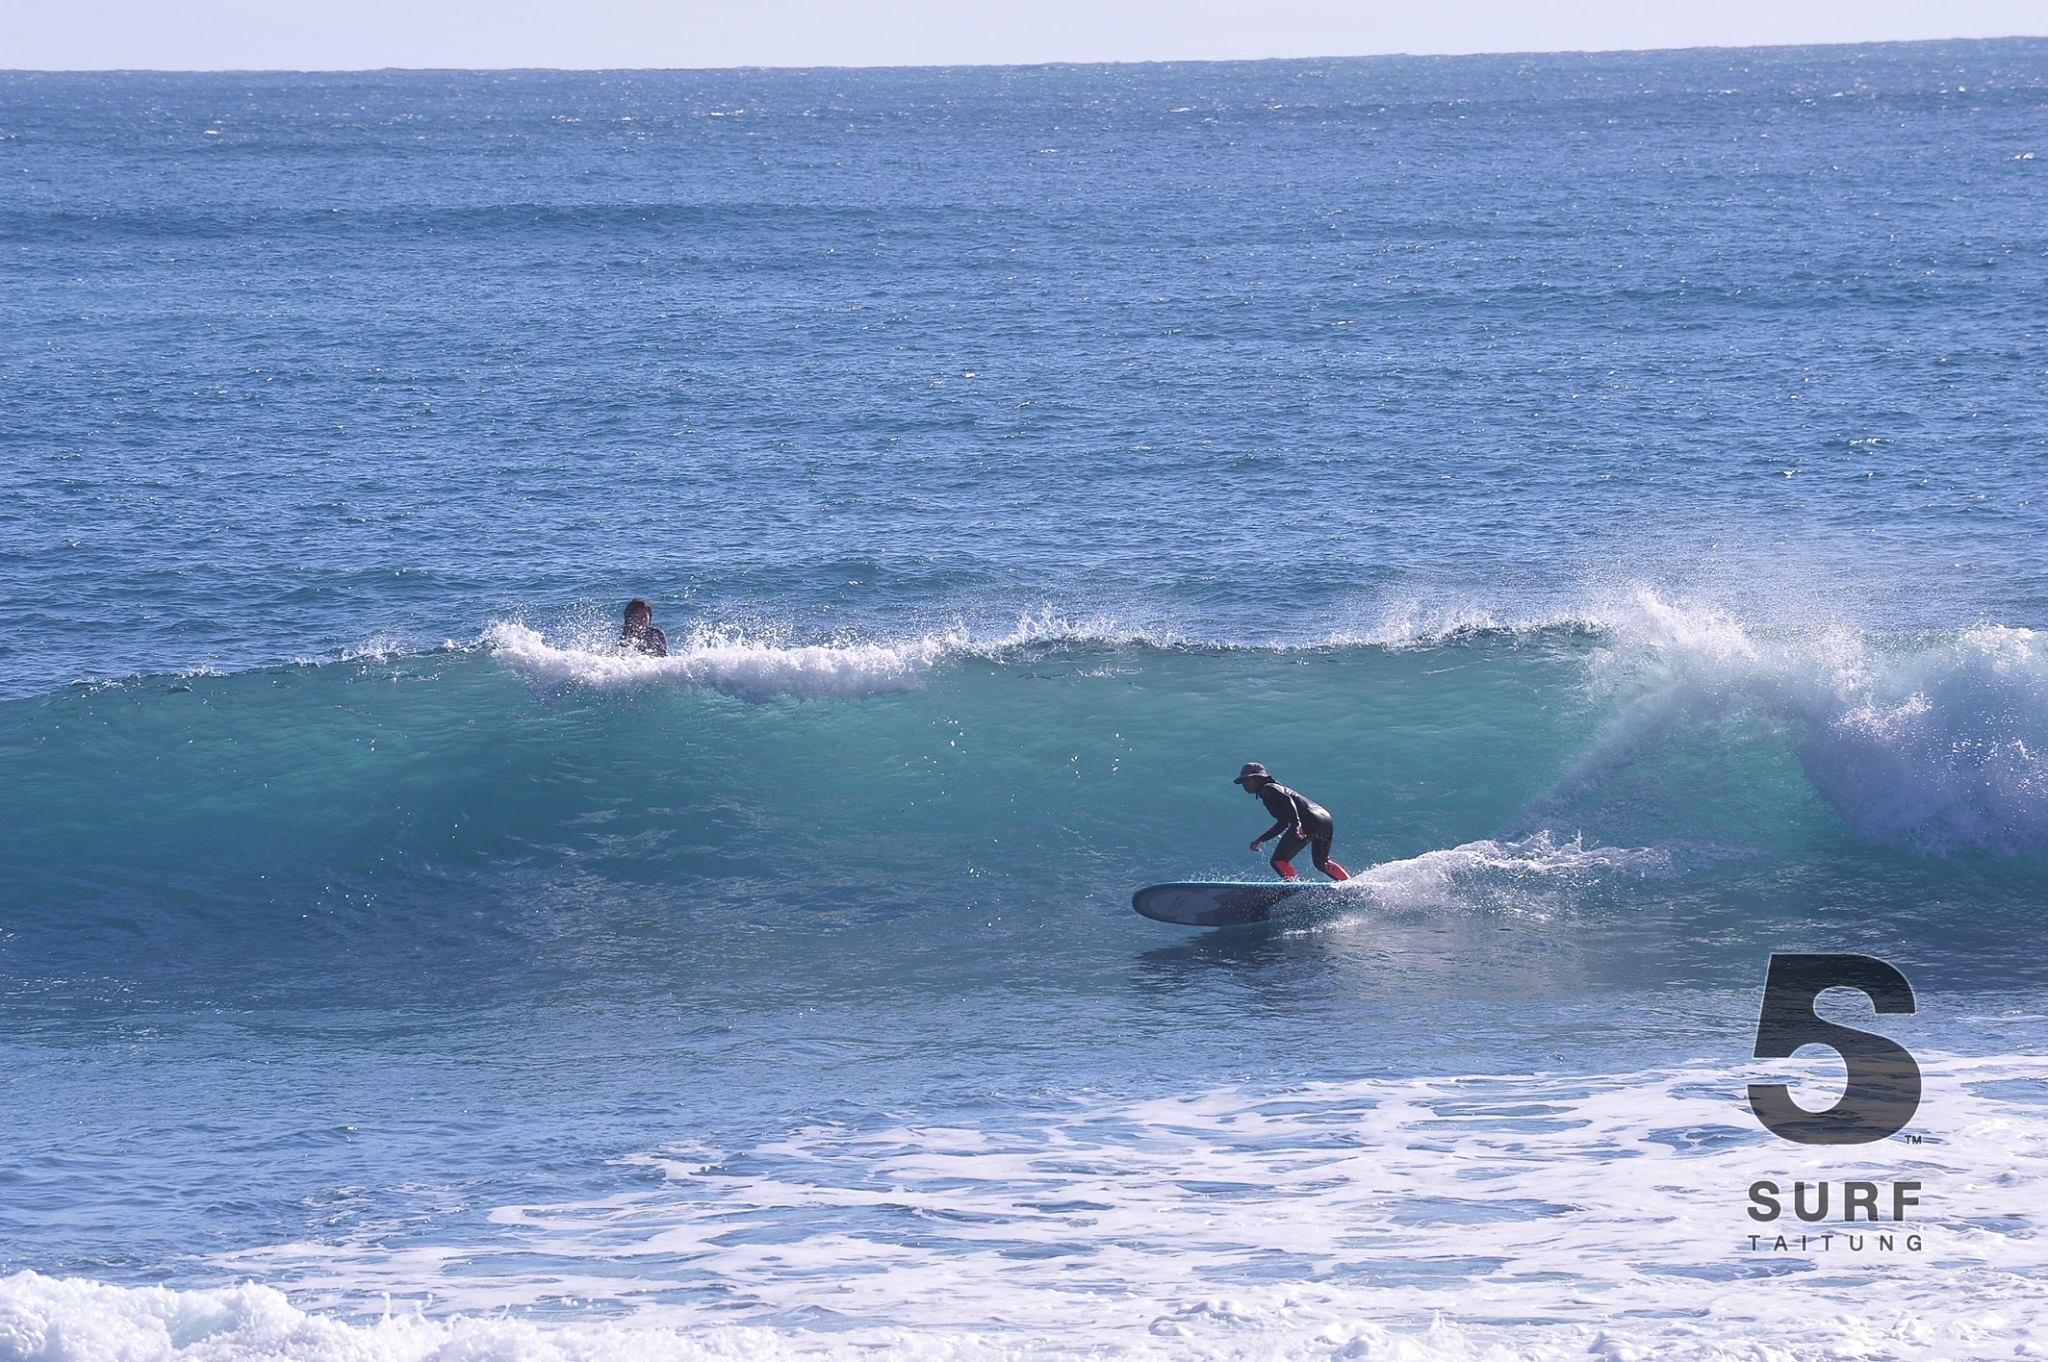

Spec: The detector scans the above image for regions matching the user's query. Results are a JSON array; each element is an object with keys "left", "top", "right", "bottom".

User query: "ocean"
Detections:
[{"left": 2, "top": 39, "right": 2047, "bottom": 1359}]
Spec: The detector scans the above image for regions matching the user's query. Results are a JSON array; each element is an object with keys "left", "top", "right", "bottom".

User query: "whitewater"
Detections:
[{"left": 5, "top": 39, "right": 2048, "bottom": 1362}]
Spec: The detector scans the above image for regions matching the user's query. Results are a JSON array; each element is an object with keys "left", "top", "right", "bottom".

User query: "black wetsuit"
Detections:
[
  {"left": 1254, "top": 781, "right": 1338, "bottom": 873},
  {"left": 620, "top": 624, "right": 668, "bottom": 657}
]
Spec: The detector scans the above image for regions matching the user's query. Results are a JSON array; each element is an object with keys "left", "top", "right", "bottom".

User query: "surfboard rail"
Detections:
[{"left": 1131, "top": 880, "right": 1321, "bottom": 927}]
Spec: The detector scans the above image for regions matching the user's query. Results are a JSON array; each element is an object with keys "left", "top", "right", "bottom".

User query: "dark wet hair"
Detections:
[{"left": 624, "top": 597, "right": 652, "bottom": 620}]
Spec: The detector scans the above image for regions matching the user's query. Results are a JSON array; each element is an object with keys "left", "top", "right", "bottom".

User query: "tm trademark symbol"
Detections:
[{"left": 1904, "top": 1134, "right": 1924, "bottom": 1144}]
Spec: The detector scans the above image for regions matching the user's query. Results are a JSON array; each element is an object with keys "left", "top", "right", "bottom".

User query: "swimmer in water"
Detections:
[{"left": 619, "top": 598, "right": 668, "bottom": 657}]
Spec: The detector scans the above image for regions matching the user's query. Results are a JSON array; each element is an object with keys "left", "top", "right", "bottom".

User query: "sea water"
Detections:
[{"left": 2, "top": 41, "right": 2047, "bottom": 1359}]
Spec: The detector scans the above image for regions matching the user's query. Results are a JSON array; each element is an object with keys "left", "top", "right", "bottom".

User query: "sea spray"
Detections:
[{"left": 1561, "top": 594, "right": 2048, "bottom": 855}]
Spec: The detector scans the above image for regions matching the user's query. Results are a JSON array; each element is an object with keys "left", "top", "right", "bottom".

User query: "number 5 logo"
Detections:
[{"left": 1748, "top": 953, "right": 1921, "bottom": 1145}]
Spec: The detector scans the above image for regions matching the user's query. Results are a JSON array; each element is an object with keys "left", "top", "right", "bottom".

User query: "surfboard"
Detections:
[{"left": 1131, "top": 880, "right": 1330, "bottom": 927}]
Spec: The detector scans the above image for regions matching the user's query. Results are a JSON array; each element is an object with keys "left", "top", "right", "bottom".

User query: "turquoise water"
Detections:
[{"left": 3, "top": 41, "right": 2048, "bottom": 1360}]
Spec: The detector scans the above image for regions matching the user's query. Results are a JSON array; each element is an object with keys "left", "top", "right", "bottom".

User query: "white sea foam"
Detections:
[
  {"left": 484, "top": 612, "right": 1168, "bottom": 701},
  {"left": 487, "top": 620, "right": 951, "bottom": 700},
  {"left": 1350, "top": 830, "right": 1669, "bottom": 915},
  {"left": 10, "top": 1051, "right": 2043, "bottom": 1359},
  {"left": 1574, "top": 591, "right": 2048, "bottom": 855}
]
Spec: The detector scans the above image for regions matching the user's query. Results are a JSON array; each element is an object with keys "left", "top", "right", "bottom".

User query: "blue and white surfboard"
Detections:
[{"left": 1131, "top": 881, "right": 1338, "bottom": 927}]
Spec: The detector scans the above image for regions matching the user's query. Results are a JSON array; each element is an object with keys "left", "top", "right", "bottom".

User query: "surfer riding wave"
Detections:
[{"left": 1235, "top": 762, "right": 1350, "bottom": 882}]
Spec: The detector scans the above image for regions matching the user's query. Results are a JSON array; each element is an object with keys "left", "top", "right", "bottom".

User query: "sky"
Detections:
[{"left": 5, "top": 0, "right": 2045, "bottom": 70}]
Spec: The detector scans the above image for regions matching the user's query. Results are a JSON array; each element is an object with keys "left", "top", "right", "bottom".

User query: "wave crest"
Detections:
[
  {"left": 1578, "top": 593, "right": 2048, "bottom": 856},
  {"left": 486, "top": 620, "right": 948, "bottom": 700},
  {"left": 484, "top": 611, "right": 1168, "bottom": 701}
]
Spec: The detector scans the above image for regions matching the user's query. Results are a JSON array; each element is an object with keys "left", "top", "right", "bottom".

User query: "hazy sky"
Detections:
[{"left": 8, "top": 0, "right": 2045, "bottom": 70}]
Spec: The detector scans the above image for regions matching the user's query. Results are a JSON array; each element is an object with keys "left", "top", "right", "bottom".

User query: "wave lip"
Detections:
[
  {"left": 1576, "top": 593, "right": 2048, "bottom": 857},
  {"left": 486, "top": 620, "right": 950, "bottom": 700},
  {"left": 483, "top": 610, "right": 1171, "bottom": 701},
  {"left": 1811, "top": 624, "right": 2048, "bottom": 856}
]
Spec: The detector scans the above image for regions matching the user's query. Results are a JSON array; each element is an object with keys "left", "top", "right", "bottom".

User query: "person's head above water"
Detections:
[
  {"left": 618, "top": 598, "right": 669, "bottom": 657},
  {"left": 1233, "top": 761, "right": 1273, "bottom": 790}
]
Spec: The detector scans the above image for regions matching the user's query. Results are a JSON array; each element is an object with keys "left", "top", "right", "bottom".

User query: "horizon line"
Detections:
[{"left": 6, "top": 31, "right": 2045, "bottom": 77}]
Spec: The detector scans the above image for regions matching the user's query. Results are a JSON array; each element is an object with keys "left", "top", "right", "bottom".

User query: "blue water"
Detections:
[{"left": 3, "top": 41, "right": 2048, "bottom": 1360}]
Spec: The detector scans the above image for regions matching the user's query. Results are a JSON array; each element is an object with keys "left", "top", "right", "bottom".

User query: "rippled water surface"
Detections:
[{"left": 3, "top": 40, "right": 2047, "bottom": 1361}]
